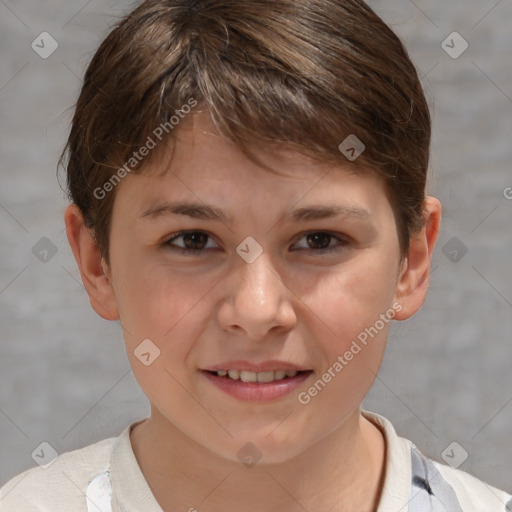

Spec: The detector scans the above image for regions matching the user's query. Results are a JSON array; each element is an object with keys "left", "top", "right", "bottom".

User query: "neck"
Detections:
[{"left": 130, "top": 407, "right": 386, "bottom": 512}]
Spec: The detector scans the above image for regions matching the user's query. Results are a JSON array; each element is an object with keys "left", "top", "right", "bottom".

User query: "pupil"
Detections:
[
  {"left": 184, "top": 233, "right": 207, "bottom": 250},
  {"left": 307, "top": 233, "right": 330, "bottom": 249}
]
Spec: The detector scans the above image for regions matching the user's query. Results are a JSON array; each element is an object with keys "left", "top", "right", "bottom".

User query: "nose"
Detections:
[{"left": 217, "top": 251, "right": 297, "bottom": 340}]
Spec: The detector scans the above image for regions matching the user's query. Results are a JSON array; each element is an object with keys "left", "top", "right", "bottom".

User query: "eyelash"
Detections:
[{"left": 162, "top": 230, "right": 350, "bottom": 255}]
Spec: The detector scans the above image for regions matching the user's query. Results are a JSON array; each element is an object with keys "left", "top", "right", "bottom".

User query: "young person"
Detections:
[{"left": 1, "top": 1, "right": 511, "bottom": 510}]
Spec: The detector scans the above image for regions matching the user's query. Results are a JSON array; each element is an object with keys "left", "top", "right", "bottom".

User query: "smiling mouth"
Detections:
[{"left": 205, "top": 369, "right": 312, "bottom": 383}]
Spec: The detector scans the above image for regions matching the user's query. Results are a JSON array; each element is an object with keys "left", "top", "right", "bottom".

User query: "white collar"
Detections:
[
  {"left": 86, "top": 469, "right": 113, "bottom": 512},
  {"left": 84, "top": 411, "right": 466, "bottom": 512}
]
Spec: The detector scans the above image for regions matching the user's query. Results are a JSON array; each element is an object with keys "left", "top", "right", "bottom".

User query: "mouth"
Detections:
[
  {"left": 200, "top": 364, "right": 313, "bottom": 401},
  {"left": 204, "top": 369, "right": 310, "bottom": 383}
]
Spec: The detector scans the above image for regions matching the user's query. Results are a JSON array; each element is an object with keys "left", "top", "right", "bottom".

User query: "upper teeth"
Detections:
[{"left": 216, "top": 369, "right": 299, "bottom": 382}]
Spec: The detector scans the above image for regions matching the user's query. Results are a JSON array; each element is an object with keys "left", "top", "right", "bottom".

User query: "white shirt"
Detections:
[{"left": 1, "top": 410, "right": 511, "bottom": 511}]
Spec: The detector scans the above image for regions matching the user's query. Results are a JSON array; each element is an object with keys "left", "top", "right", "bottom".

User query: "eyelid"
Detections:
[
  {"left": 291, "top": 231, "right": 350, "bottom": 252},
  {"left": 163, "top": 230, "right": 220, "bottom": 252}
]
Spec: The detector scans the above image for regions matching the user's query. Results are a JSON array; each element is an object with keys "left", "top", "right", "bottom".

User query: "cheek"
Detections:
[
  {"left": 118, "top": 268, "right": 210, "bottom": 409},
  {"left": 310, "top": 255, "right": 399, "bottom": 345},
  {"left": 295, "top": 268, "right": 395, "bottom": 433},
  {"left": 295, "top": 254, "right": 398, "bottom": 404},
  {"left": 115, "top": 263, "right": 222, "bottom": 401},
  {"left": 114, "top": 257, "right": 212, "bottom": 338}
]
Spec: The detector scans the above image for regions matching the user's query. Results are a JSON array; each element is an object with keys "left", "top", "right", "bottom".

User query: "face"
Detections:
[{"left": 104, "top": 111, "right": 407, "bottom": 463}]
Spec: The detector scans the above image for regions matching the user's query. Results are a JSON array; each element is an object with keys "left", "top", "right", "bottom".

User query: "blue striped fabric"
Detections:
[{"left": 408, "top": 446, "right": 464, "bottom": 511}]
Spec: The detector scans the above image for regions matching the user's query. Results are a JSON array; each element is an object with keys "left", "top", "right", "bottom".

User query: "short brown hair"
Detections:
[{"left": 61, "top": 0, "right": 431, "bottom": 266}]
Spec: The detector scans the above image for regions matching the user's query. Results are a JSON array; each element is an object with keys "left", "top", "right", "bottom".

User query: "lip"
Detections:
[
  {"left": 201, "top": 359, "right": 310, "bottom": 373},
  {"left": 201, "top": 366, "right": 313, "bottom": 402}
]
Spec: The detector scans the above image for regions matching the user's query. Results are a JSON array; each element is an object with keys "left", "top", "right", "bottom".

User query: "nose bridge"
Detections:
[
  {"left": 219, "top": 248, "right": 296, "bottom": 337},
  {"left": 235, "top": 250, "right": 283, "bottom": 310}
]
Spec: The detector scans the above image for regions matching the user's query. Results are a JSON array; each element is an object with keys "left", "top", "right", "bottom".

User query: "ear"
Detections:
[
  {"left": 393, "top": 196, "right": 442, "bottom": 320},
  {"left": 64, "top": 204, "right": 119, "bottom": 321}
]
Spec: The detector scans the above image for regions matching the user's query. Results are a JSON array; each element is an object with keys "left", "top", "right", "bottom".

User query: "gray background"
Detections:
[{"left": 1, "top": 0, "right": 511, "bottom": 495}]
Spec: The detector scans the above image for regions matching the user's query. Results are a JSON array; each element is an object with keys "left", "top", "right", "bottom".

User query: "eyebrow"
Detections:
[{"left": 138, "top": 201, "right": 373, "bottom": 224}]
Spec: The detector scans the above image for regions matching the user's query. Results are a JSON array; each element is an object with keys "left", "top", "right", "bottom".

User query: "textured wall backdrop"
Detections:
[{"left": 1, "top": 0, "right": 511, "bottom": 493}]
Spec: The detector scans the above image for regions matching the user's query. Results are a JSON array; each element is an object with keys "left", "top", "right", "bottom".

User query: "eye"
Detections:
[
  {"left": 163, "top": 231, "right": 218, "bottom": 254},
  {"left": 291, "top": 231, "right": 350, "bottom": 253},
  {"left": 162, "top": 230, "right": 350, "bottom": 256}
]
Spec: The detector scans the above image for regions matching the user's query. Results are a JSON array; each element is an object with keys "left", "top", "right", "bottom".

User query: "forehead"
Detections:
[
  {"left": 111, "top": 110, "right": 390, "bottom": 225},
  {"left": 136, "top": 110, "right": 371, "bottom": 184}
]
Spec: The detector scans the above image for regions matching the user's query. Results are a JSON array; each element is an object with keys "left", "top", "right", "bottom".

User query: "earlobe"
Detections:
[
  {"left": 64, "top": 204, "right": 119, "bottom": 321},
  {"left": 393, "top": 196, "right": 442, "bottom": 321}
]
